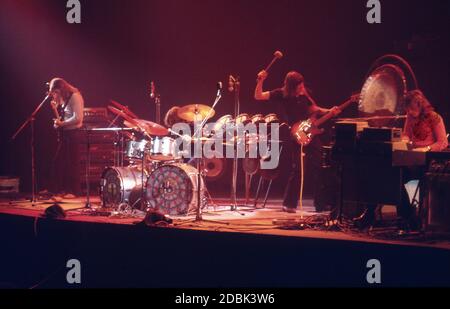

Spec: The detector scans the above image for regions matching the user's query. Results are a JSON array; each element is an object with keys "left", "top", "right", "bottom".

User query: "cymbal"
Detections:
[
  {"left": 110, "top": 100, "right": 139, "bottom": 119},
  {"left": 88, "top": 127, "right": 134, "bottom": 131},
  {"left": 108, "top": 106, "right": 138, "bottom": 125},
  {"left": 124, "top": 119, "right": 168, "bottom": 136},
  {"left": 177, "top": 104, "right": 215, "bottom": 122}
]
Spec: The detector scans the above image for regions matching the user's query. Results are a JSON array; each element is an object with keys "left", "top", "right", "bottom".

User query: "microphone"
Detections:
[
  {"left": 150, "top": 81, "right": 156, "bottom": 99},
  {"left": 228, "top": 75, "right": 235, "bottom": 92},
  {"left": 216, "top": 81, "right": 223, "bottom": 96}
]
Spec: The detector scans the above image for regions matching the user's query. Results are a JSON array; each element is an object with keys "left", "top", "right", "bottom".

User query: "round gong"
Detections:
[{"left": 359, "top": 64, "right": 407, "bottom": 126}]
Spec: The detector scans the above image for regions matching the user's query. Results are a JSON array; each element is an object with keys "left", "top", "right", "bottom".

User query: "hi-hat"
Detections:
[{"left": 177, "top": 104, "right": 215, "bottom": 122}]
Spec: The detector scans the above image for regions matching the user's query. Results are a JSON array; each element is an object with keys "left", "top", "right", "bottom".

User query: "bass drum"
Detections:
[
  {"left": 100, "top": 166, "right": 147, "bottom": 209},
  {"left": 145, "top": 163, "right": 204, "bottom": 216}
]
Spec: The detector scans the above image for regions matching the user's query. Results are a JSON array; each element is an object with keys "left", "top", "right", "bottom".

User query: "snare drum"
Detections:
[
  {"left": 149, "top": 136, "right": 178, "bottom": 161},
  {"left": 125, "top": 140, "right": 150, "bottom": 160}
]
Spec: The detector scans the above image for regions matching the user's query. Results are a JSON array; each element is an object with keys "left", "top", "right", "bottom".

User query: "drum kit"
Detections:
[
  {"left": 100, "top": 101, "right": 208, "bottom": 216},
  {"left": 98, "top": 100, "right": 283, "bottom": 217}
]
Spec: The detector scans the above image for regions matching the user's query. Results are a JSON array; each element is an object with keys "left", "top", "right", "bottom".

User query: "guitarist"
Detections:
[
  {"left": 48, "top": 78, "right": 84, "bottom": 197},
  {"left": 254, "top": 70, "right": 340, "bottom": 213}
]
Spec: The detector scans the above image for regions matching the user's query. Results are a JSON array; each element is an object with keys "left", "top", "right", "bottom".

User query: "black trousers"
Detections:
[
  {"left": 282, "top": 139, "right": 322, "bottom": 209},
  {"left": 51, "top": 130, "right": 82, "bottom": 195}
]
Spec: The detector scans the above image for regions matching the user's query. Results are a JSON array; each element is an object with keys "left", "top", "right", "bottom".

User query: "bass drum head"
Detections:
[
  {"left": 100, "top": 166, "right": 145, "bottom": 209},
  {"left": 145, "top": 163, "right": 204, "bottom": 216}
]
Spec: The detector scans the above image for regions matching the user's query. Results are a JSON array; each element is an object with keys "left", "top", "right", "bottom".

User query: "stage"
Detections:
[{"left": 1, "top": 195, "right": 449, "bottom": 288}]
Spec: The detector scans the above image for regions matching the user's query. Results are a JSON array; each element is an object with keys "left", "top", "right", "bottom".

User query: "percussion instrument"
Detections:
[
  {"left": 100, "top": 166, "right": 148, "bottom": 209},
  {"left": 109, "top": 100, "right": 139, "bottom": 119},
  {"left": 149, "top": 136, "right": 179, "bottom": 161},
  {"left": 264, "top": 113, "right": 280, "bottom": 124},
  {"left": 124, "top": 119, "right": 168, "bottom": 136},
  {"left": 145, "top": 163, "right": 205, "bottom": 216},
  {"left": 235, "top": 113, "right": 251, "bottom": 125},
  {"left": 125, "top": 139, "right": 151, "bottom": 160},
  {"left": 177, "top": 104, "right": 215, "bottom": 122},
  {"left": 211, "top": 114, "right": 233, "bottom": 135},
  {"left": 359, "top": 64, "right": 407, "bottom": 127},
  {"left": 251, "top": 114, "right": 265, "bottom": 125}
]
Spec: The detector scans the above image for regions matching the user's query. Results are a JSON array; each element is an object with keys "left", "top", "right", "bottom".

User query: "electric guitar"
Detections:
[
  {"left": 50, "top": 100, "right": 64, "bottom": 141},
  {"left": 290, "top": 95, "right": 359, "bottom": 146}
]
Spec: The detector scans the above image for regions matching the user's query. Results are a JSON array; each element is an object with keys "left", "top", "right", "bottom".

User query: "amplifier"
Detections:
[
  {"left": 83, "top": 107, "right": 113, "bottom": 128},
  {"left": 425, "top": 172, "right": 450, "bottom": 232}
]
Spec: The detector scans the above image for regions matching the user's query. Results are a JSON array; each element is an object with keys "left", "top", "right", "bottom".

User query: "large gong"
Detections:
[{"left": 359, "top": 64, "right": 407, "bottom": 126}]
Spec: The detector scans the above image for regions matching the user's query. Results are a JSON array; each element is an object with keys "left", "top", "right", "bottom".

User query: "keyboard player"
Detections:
[{"left": 355, "top": 90, "right": 448, "bottom": 231}]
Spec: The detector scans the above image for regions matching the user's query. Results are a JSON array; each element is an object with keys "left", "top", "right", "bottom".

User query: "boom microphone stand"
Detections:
[{"left": 12, "top": 94, "right": 51, "bottom": 205}]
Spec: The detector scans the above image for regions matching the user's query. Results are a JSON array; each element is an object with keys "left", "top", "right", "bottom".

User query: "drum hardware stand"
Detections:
[
  {"left": 228, "top": 75, "right": 240, "bottom": 210},
  {"left": 130, "top": 145, "right": 150, "bottom": 213},
  {"left": 189, "top": 84, "right": 228, "bottom": 224},
  {"left": 11, "top": 94, "right": 51, "bottom": 206},
  {"left": 252, "top": 177, "right": 274, "bottom": 209},
  {"left": 244, "top": 173, "right": 254, "bottom": 206},
  {"left": 252, "top": 146, "right": 283, "bottom": 209},
  {"left": 83, "top": 127, "right": 95, "bottom": 209}
]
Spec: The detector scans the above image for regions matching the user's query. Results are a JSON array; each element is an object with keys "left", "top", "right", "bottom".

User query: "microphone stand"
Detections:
[
  {"left": 155, "top": 95, "right": 161, "bottom": 124},
  {"left": 84, "top": 126, "right": 93, "bottom": 209},
  {"left": 11, "top": 95, "right": 50, "bottom": 205},
  {"left": 229, "top": 76, "right": 240, "bottom": 210},
  {"left": 150, "top": 82, "right": 161, "bottom": 124}
]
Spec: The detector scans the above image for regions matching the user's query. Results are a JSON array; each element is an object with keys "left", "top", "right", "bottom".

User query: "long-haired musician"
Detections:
[
  {"left": 48, "top": 77, "right": 84, "bottom": 197},
  {"left": 403, "top": 90, "right": 448, "bottom": 152},
  {"left": 355, "top": 90, "right": 448, "bottom": 231},
  {"left": 255, "top": 70, "right": 340, "bottom": 213}
]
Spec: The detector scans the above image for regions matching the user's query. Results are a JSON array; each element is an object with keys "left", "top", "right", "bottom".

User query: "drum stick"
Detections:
[{"left": 264, "top": 50, "right": 283, "bottom": 72}]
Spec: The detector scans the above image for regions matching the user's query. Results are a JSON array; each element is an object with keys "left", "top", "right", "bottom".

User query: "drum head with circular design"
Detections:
[{"left": 145, "top": 164, "right": 203, "bottom": 216}]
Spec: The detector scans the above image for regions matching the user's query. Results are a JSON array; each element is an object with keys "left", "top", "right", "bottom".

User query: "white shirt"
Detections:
[{"left": 62, "top": 92, "right": 84, "bottom": 130}]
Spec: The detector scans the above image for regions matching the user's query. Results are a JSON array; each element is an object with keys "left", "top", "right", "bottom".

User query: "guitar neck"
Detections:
[
  {"left": 314, "top": 97, "right": 355, "bottom": 127},
  {"left": 51, "top": 104, "right": 63, "bottom": 120}
]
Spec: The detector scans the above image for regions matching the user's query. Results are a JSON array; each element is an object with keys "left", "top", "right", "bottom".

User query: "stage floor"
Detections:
[{"left": 1, "top": 195, "right": 449, "bottom": 251}]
